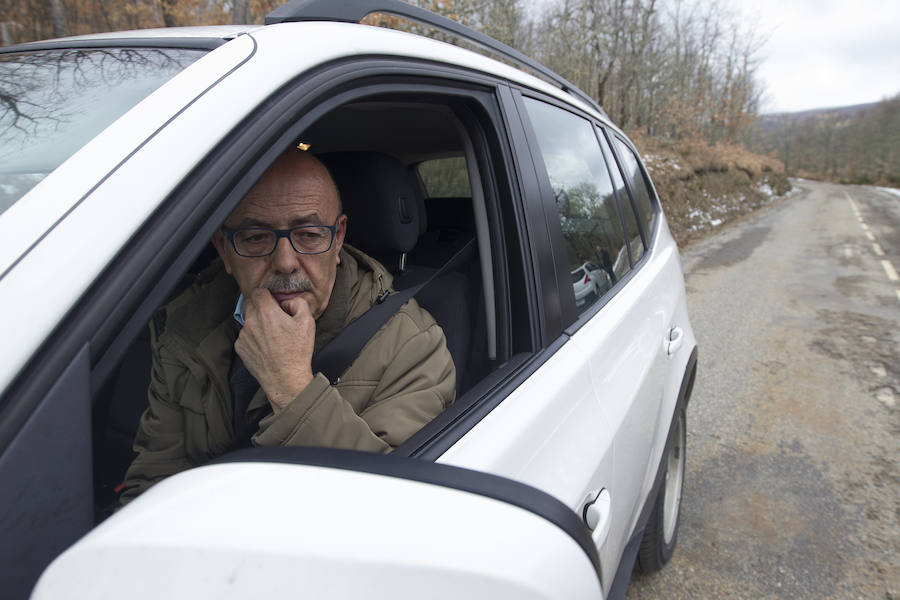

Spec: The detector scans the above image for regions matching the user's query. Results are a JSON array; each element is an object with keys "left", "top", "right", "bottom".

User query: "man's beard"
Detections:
[{"left": 263, "top": 273, "right": 313, "bottom": 294}]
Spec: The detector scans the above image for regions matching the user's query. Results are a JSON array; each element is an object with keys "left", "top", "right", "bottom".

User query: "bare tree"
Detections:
[
  {"left": 232, "top": 0, "right": 251, "bottom": 24},
  {"left": 46, "top": 0, "right": 69, "bottom": 37}
]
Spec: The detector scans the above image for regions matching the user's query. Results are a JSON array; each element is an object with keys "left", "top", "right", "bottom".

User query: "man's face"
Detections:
[{"left": 213, "top": 152, "right": 347, "bottom": 319}]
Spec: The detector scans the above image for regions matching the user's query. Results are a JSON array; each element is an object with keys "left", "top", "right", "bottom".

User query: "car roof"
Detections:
[
  {"left": 9, "top": 25, "right": 262, "bottom": 45},
  {"left": 50, "top": 25, "right": 265, "bottom": 41}
]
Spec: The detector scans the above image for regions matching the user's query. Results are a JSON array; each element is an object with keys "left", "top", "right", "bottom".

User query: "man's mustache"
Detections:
[{"left": 263, "top": 273, "right": 313, "bottom": 294}]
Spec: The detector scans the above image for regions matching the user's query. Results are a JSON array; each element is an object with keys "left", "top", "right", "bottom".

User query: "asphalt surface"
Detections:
[{"left": 626, "top": 180, "right": 900, "bottom": 599}]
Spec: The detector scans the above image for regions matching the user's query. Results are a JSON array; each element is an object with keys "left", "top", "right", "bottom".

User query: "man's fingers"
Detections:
[
  {"left": 281, "top": 296, "right": 311, "bottom": 320},
  {"left": 244, "top": 288, "right": 281, "bottom": 322},
  {"left": 247, "top": 288, "right": 277, "bottom": 309}
]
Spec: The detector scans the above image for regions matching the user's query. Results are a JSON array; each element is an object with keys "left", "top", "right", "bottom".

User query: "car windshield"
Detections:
[
  {"left": 0, "top": 47, "right": 206, "bottom": 216},
  {"left": 571, "top": 267, "right": 586, "bottom": 283}
]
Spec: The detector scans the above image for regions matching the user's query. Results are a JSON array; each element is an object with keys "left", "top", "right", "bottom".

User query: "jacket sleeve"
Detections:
[
  {"left": 252, "top": 304, "right": 455, "bottom": 452},
  {"left": 119, "top": 326, "right": 195, "bottom": 504}
]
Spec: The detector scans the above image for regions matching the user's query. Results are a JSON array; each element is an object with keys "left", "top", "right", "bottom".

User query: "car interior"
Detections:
[{"left": 91, "top": 94, "right": 529, "bottom": 517}]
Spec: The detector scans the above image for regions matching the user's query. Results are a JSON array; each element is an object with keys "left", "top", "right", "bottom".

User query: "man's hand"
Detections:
[{"left": 235, "top": 288, "right": 315, "bottom": 412}]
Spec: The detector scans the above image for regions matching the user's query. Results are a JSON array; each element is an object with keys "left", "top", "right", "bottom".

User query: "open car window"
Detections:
[{"left": 92, "top": 81, "right": 532, "bottom": 509}]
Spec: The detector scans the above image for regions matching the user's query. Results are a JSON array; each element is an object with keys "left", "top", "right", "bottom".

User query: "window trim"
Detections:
[{"left": 507, "top": 87, "right": 582, "bottom": 333}]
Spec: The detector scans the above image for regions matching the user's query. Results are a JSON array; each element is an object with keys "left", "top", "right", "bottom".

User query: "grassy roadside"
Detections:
[{"left": 630, "top": 133, "right": 793, "bottom": 247}]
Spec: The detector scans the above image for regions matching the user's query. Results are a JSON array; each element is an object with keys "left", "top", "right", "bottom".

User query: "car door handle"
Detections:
[
  {"left": 583, "top": 488, "right": 612, "bottom": 546},
  {"left": 667, "top": 327, "right": 684, "bottom": 356}
]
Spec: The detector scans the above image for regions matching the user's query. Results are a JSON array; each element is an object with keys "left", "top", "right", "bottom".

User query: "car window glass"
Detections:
[
  {"left": 598, "top": 130, "right": 644, "bottom": 265},
  {"left": 613, "top": 136, "right": 654, "bottom": 233},
  {"left": 522, "top": 97, "right": 630, "bottom": 315},
  {"left": 0, "top": 47, "right": 206, "bottom": 215},
  {"left": 417, "top": 156, "right": 470, "bottom": 197}
]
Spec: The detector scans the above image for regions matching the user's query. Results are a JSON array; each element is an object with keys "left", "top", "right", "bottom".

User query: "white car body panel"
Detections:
[
  {"left": 32, "top": 463, "right": 603, "bottom": 600},
  {"left": 439, "top": 219, "right": 694, "bottom": 593},
  {"left": 438, "top": 336, "right": 619, "bottom": 585}
]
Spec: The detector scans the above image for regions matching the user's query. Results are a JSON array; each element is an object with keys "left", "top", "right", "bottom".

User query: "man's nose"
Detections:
[{"left": 271, "top": 236, "right": 300, "bottom": 273}]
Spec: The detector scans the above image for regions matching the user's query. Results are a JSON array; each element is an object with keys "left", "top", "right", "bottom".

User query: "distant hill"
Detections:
[
  {"left": 756, "top": 102, "right": 878, "bottom": 134},
  {"left": 747, "top": 95, "right": 900, "bottom": 185}
]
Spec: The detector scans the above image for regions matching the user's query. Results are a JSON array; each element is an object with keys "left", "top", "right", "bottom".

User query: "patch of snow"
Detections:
[
  {"left": 758, "top": 183, "right": 775, "bottom": 197},
  {"left": 877, "top": 186, "right": 900, "bottom": 199},
  {"left": 686, "top": 206, "right": 726, "bottom": 230}
]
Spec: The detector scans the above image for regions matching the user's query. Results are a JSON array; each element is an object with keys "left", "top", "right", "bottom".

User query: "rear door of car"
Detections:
[{"left": 508, "top": 89, "right": 678, "bottom": 583}]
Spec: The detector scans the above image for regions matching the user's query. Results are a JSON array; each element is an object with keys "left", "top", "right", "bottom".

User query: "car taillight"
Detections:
[{"left": 584, "top": 274, "right": 590, "bottom": 284}]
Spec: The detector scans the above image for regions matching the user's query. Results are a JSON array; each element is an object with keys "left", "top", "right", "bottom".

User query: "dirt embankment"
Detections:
[{"left": 630, "top": 133, "right": 793, "bottom": 246}]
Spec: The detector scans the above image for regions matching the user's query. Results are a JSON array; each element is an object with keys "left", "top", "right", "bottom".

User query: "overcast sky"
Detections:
[
  {"left": 729, "top": 0, "right": 900, "bottom": 113},
  {"left": 529, "top": 0, "right": 900, "bottom": 114}
]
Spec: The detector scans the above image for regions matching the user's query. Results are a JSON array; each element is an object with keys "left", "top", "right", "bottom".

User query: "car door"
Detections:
[
  {"left": 432, "top": 88, "right": 624, "bottom": 596},
  {"left": 513, "top": 91, "right": 676, "bottom": 586}
]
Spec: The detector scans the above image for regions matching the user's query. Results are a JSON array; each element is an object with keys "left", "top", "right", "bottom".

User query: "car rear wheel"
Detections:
[{"left": 637, "top": 406, "right": 686, "bottom": 572}]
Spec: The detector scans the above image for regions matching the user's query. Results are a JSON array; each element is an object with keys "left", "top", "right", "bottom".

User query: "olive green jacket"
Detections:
[{"left": 120, "top": 246, "right": 455, "bottom": 503}]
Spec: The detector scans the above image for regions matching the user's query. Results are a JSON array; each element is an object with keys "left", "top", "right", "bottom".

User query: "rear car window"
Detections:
[
  {"left": 0, "top": 47, "right": 206, "bottom": 215},
  {"left": 417, "top": 156, "right": 470, "bottom": 197},
  {"left": 522, "top": 97, "right": 630, "bottom": 314}
]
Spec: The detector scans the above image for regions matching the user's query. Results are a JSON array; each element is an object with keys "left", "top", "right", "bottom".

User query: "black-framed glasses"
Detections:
[{"left": 222, "top": 222, "right": 338, "bottom": 257}]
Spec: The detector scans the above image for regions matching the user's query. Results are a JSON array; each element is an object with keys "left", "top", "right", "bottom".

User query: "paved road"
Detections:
[{"left": 626, "top": 180, "right": 900, "bottom": 599}]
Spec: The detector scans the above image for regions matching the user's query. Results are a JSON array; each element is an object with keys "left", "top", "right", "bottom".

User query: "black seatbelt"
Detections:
[{"left": 312, "top": 237, "right": 476, "bottom": 383}]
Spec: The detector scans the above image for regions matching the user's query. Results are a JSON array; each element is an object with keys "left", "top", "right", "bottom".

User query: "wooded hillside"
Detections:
[
  {"left": 3, "top": 0, "right": 765, "bottom": 145},
  {"left": 749, "top": 95, "right": 900, "bottom": 186}
]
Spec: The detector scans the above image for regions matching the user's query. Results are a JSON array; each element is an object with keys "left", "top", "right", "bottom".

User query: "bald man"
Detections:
[{"left": 120, "top": 151, "right": 455, "bottom": 503}]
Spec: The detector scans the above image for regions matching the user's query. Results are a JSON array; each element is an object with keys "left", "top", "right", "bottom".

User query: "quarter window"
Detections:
[
  {"left": 612, "top": 136, "right": 655, "bottom": 234},
  {"left": 522, "top": 97, "right": 630, "bottom": 315},
  {"left": 598, "top": 131, "right": 644, "bottom": 265}
]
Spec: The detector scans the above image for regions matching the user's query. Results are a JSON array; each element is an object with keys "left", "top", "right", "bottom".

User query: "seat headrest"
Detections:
[{"left": 318, "top": 152, "right": 422, "bottom": 255}]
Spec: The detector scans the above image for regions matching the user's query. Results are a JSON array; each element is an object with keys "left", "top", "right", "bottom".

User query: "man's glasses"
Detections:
[{"left": 221, "top": 222, "right": 338, "bottom": 257}]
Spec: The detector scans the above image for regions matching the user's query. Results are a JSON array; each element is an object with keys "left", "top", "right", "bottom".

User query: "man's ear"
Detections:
[
  {"left": 333, "top": 214, "right": 348, "bottom": 263},
  {"left": 211, "top": 230, "right": 233, "bottom": 275}
]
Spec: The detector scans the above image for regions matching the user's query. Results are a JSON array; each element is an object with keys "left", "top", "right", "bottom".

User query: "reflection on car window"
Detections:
[
  {"left": 0, "top": 47, "right": 206, "bottom": 215},
  {"left": 522, "top": 97, "right": 630, "bottom": 315},
  {"left": 599, "top": 130, "right": 644, "bottom": 265}
]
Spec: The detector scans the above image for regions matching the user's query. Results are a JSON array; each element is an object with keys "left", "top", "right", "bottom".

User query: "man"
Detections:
[{"left": 120, "top": 150, "right": 455, "bottom": 503}]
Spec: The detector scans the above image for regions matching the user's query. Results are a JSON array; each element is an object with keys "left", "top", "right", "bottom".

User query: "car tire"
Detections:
[{"left": 637, "top": 406, "right": 686, "bottom": 573}]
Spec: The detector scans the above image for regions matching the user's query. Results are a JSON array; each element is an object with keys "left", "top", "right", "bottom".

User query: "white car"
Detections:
[
  {"left": 0, "top": 2, "right": 697, "bottom": 599},
  {"left": 571, "top": 262, "right": 612, "bottom": 307}
]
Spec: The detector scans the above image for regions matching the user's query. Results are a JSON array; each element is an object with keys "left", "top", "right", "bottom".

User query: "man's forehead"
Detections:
[
  {"left": 228, "top": 154, "right": 340, "bottom": 225},
  {"left": 229, "top": 192, "right": 335, "bottom": 225}
]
